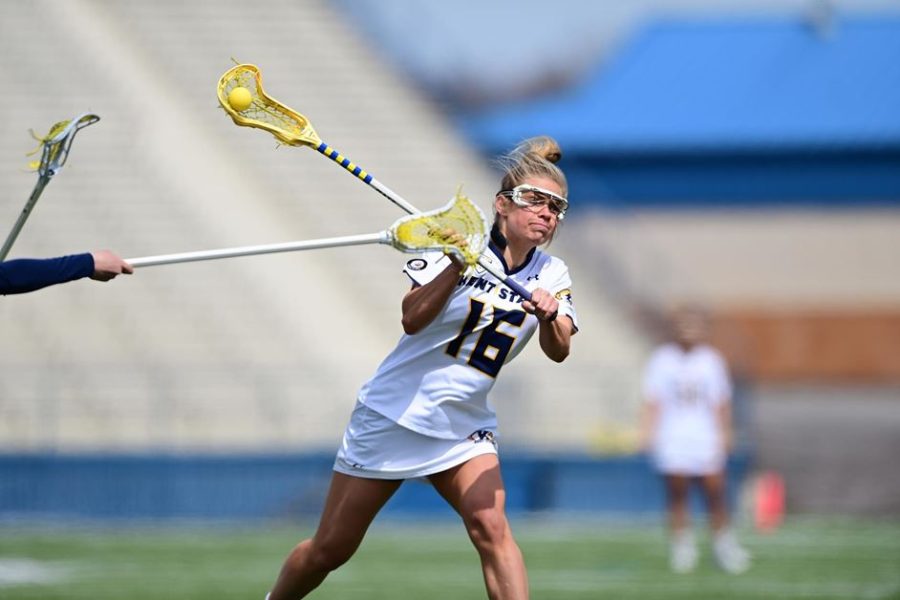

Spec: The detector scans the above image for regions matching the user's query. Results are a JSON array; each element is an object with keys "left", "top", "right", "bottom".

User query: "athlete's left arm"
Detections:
[{"left": 524, "top": 287, "right": 574, "bottom": 362}]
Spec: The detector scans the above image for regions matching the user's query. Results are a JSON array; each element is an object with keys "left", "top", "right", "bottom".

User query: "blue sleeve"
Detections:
[{"left": 0, "top": 253, "right": 95, "bottom": 295}]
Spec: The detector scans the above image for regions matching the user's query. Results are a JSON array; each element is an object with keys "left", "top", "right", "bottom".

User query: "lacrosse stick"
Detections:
[
  {"left": 216, "top": 63, "right": 533, "bottom": 301},
  {"left": 0, "top": 113, "right": 100, "bottom": 260},
  {"left": 127, "top": 190, "right": 486, "bottom": 269}
]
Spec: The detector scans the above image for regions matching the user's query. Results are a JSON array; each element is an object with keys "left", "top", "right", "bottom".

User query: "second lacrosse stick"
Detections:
[
  {"left": 1, "top": 113, "right": 100, "bottom": 260},
  {"left": 127, "top": 191, "right": 486, "bottom": 269}
]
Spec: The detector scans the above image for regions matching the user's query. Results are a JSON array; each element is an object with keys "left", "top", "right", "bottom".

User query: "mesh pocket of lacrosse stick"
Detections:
[
  {"left": 391, "top": 189, "right": 487, "bottom": 267},
  {"left": 217, "top": 63, "right": 321, "bottom": 147},
  {"left": 26, "top": 113, "right": 100, "bottom": 176}
]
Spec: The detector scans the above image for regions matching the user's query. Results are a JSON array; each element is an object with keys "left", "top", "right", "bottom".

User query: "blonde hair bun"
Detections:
[
  {"left": 498, "top": 135, "right": 568, "bottom": 199},
  {"left": 521, "top": 136, "right": 562, "bottom": 164}
]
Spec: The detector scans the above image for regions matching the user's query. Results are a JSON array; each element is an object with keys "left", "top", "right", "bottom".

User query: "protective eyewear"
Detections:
[{"left": 499, "top": 184, "right": 568, "bottom": 220}]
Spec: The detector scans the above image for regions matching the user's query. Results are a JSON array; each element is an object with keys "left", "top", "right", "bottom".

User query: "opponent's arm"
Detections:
[
  {"left": 1, "top": 251, "right": 133, "bottom": 295},
  {"left": 0, "top": 253, "right": 94, "bottom": 295},
  {"left": 90, "top": 250, "right": 133, "bottom": 281}
]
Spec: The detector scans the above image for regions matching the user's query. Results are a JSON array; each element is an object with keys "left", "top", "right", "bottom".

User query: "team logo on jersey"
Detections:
[
  {"left": 468, "top": 429, "right": 497, "bottom": 447},
  {"left": 555, "top": 288, "right": 573, "bottom": 303},
  {"left": 406, "top": 258, "right": 428, "bottom": 271}
]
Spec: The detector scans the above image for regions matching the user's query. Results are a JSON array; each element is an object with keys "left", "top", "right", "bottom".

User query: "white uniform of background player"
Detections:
[
  {"left": 640, "top": 307, "right": 750, "bottom": 575},
  {"left": 643, "top": 343, "right": 732, "bottom": 476},
  {"left": 336, "top": 243, "right": 578, "bottom": 479}
]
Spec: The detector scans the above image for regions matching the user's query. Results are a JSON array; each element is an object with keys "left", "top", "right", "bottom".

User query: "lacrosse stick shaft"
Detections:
[
  {"left": 314, "top": 143, "right": 419, "bottom": 215},
  {"left": 127, "top": 232, "right": 388, "bottom": 268},
  {"left": 315, "top": 142, "right": 533, "bottom": 301},
  {"left": 0, "top": 176, "right": 50, "bottom": 261}
]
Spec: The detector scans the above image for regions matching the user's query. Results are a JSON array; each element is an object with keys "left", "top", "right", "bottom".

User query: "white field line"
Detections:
[{"left": 0, "top": 558, "right": 72, "bottom": 587}]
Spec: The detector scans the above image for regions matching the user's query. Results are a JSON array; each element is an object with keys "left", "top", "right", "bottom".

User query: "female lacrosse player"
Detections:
[
  {"left": 640, "top": 305, "right": 750, "bottom": 574},
  {"left": 0, "top": 249, "right": 132, "bottom": 295},
  {"left": 267, "top": 136, "right": 577, "bottom": 600}
]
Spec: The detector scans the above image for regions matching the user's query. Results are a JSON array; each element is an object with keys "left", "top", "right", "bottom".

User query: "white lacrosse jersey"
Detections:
[
  {"left": 642, "top": 343, "right": 732, "bottom": 474},
  {"left": 357, "top": 243, "right": 578, "bottom": 440}
]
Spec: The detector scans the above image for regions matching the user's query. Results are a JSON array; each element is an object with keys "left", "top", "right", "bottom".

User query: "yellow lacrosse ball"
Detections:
[{"left": 227, "top": 87, "right": 252, "bottom": 111}]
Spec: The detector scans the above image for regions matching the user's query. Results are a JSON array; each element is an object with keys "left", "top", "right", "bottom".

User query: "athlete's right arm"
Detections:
[{"left": 400, "top": 261, "right": 464, "bottom": 335}]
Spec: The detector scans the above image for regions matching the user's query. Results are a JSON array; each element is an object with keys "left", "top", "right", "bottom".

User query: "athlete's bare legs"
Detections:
[
  {"left": 267, "top": 473, "right": 402, "bottom": 600},
  {"left": 699, "top": 472, "right": 728, "bottom": 532},
  {"left": 429, "top": 454, "right": 529, "bottom": 600},
  {"left": 664, "top": 474, "right": 692, "bottom": 533},
  {"left": 700, "top": 472, "right": 750, "bottom": 573},
  {"left": 664, "top": 474, "right": 698, "bottom": 572}
]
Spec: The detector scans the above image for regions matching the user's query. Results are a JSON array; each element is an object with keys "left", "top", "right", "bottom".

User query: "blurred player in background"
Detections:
[
  {"left": 0, "top": 249, "right": 132, "bottom": 295},
  {"left": 640, "top": 305, "right": 750, "bottom": 574},
  {"left": 267, "top": 136, "right": 578, "bottom": 600}
]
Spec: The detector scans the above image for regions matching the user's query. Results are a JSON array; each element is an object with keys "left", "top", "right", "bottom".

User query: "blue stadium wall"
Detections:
[
  {"left": 0, "top": 452, "right": 750, "bottom": 520},
  {"left": 563, "top": 149, "right": 900, "bottom": 210}
]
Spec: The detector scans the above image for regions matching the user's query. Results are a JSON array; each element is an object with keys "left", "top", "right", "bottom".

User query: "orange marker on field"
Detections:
[{"left": 754, "top": 470, "right": 785, "bottom": 532}]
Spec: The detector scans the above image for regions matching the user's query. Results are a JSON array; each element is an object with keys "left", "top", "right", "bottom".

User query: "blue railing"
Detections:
[{"left": 0, "top": 452, "right": 751, "bottom": 520}]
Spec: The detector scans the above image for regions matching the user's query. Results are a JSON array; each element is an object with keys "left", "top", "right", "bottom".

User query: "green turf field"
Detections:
[{"left": 0, "top": 517, "right": 897, "bottom": 599}]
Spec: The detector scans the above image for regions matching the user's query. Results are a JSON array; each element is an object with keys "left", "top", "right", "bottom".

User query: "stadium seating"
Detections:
[{"left": 0, "top": 0, "right": 651, "bottom": 453}]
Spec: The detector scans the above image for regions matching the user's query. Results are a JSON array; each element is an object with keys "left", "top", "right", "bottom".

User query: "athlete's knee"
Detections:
[
  {"left": 305, "top": 538, "right": 357, "bottom": 573},
  {"left": 464, "top": 507, "right": 511, "bottom": 551}
]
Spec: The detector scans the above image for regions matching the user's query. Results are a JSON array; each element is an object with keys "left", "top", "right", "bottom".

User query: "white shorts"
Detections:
[
  {"left": 334, "top": 401, "right": 499, "bottom": 480},
  {"left": 653, "top": 446, "right": 725, "bottom": 476}
]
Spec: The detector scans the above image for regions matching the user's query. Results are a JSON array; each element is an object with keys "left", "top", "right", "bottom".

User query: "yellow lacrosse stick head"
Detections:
[
  {"left": 392, "top": 188, "right": 488, "bottom": 268},
  {"left": 217, "top": 63, "right": 323, "bottom": 148},
  {"left": 26, "top": 113, "right": 100, "bottom": 174}
]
